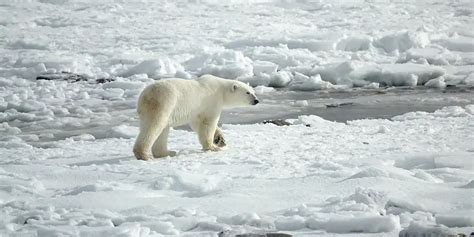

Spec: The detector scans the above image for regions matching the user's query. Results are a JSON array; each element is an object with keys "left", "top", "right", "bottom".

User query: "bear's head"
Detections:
[{"left": 224, "top": 81, "right": 259, "bottom": 108}]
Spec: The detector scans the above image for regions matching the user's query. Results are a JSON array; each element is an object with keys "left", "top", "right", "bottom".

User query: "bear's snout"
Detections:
[{"left": 253, "top": 99, "right": 259, "bottom": 105}]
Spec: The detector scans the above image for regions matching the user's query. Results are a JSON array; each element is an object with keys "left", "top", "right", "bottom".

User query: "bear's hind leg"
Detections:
[
  {"left": 133, "top": 114, "right": 168, "bottom": 161},
  {"left": 152, "top": 127, "right": 176, "bottom": 158}
]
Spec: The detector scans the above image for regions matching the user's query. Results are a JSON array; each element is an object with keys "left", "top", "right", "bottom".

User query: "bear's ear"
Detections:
[{"left": 231, "top": 84, "right": 238, "bottom": 92}]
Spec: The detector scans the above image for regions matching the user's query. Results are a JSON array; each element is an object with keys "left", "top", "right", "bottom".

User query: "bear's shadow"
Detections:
[
  {"left": 69, "top": 156, "right": 129, "bottom": 166},
  {"left": 70, "top": 149, "right": 222, "bottom": 166},
  {"left": 171, "top": 148, "right": 223, "bottom": 158}
]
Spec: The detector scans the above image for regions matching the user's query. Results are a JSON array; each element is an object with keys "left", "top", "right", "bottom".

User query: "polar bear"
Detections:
[{"left": 133, "top": 74, "right": 259, "bottom": 161}]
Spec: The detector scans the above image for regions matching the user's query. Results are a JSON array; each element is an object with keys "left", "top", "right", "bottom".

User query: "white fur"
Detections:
[{"left": 133, "top": 74, "right": 258, "bottom": 160}]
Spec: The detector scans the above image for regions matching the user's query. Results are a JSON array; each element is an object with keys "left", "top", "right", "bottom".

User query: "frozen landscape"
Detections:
[{"left": 0, "top": 0, "right": 473, "bottom": 236}]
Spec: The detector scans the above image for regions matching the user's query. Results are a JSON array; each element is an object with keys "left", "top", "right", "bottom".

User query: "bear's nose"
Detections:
[{"left": 253, "top": 99, "right": 259, "bottom": 105}]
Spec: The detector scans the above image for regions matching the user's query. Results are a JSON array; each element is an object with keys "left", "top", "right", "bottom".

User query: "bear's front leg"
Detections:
[
  {"left": 194, "top": 117, "right": 221, "bottom": 152},
  {"left": 213, "top": 127, "right": 226, "bottom": 148}
]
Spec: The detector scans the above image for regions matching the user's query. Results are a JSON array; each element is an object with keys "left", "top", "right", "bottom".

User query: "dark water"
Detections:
[{"left": 220, "top": 86, "right": 474, "bottom": 124}]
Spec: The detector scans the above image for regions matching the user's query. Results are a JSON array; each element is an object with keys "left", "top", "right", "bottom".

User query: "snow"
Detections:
[
  {"left": 398, "top": 221, "right": 458, "bottom": 237},
  {"left": 153, "top": 172, "right": 222, "bottom": 198},
  {"left": 424, "top": 77, "right": 446, "bottom": 88},
  {"left": 436, "top": 211, "right": 474, "bottom": 228},
  {"left": 348, "top": 63, "right": 446, "bottom": 86},
  {"left": 374, "top": 31, "right": 430, "bottom": 53},
  {"left": 336, "top": 35, "right": 373, "bottom": 52},
  {"left": 1, "top": 105, "right": 473, "bottom": 236},
  {"left": 267, "top": 71, "right": 293, "bottom": 88},
  {"left": 119, "top": 58, "right": 184, "bottom": 79},
  {"left": 398, "top": 47, "right": 461, "bottom": 66},
  {"left": 274, "top": 216, "right": 307, "bottom": 231},
  {"left": 464, "top": 73, "right": 474, "bottom": 86},
  {"left": 1, "top": 0, "right": 474, "bottom": 236},
  {"left": 2, "top": 1, "right": 473, "bottom": 91},
  {"left": 185, "top": 50, "right": 254, "bottom": 79},
  {"left": 437, "top": 36, "right": 474, "bottom": 52},
  {"left": 306, "top": 215, "right": 400, "bottom": 233},
  {"left": 253, "top": 85, "right": 275, "bottom": 95}
]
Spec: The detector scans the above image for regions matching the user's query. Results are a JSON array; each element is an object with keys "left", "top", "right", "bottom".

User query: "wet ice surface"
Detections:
[{"left": 222, "top": 86, "right": 474, "bottom": 124}]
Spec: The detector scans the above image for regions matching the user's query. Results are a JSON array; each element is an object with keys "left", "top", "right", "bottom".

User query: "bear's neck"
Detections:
[{"left": 221, "top": 80, "right": 234, "bottom": 108}]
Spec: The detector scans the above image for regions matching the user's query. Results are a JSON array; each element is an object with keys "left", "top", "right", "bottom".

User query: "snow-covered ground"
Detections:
[
  {"left": 1, "top": 105, "right": 474, "bottom": 236},
  {"left": 1, "top": 0, "right": 474, "bottom": 236}
]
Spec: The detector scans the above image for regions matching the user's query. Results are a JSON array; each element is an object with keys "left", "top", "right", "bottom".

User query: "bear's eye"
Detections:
[{"left": 246, "top": 92, "right": 250, "bottom": 95}]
